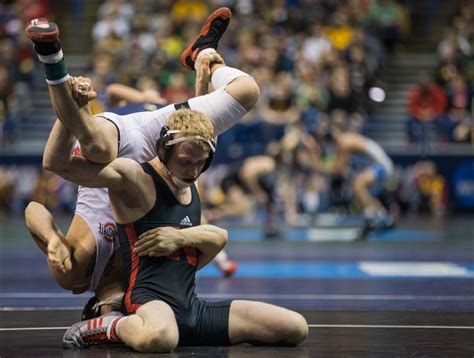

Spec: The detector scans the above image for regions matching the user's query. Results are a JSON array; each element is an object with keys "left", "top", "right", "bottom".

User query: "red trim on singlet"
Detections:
[
  {"left": 183, "top": 247, "right": 198, "bottom": 266},
  {"left": 124, "top": 224, "right": 142, "bottom": 314},
  {"left": 165, "top": 226, "right": 199, "bottom": 266}
]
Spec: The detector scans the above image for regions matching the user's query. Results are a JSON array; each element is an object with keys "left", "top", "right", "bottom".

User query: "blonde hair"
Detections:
[{"left": 166, "top": 109, "right": 214, "bottom": 152}]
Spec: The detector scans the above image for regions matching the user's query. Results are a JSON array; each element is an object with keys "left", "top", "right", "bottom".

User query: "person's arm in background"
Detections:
[
  {"left": 106, "top": 84, "right": 167, "bottom": 108},
  {"left": 132, "top": 225, "right": 228, "bottom": 269},
  {"left": 315, "top": 137, "right": 351, "bottom": 175}
]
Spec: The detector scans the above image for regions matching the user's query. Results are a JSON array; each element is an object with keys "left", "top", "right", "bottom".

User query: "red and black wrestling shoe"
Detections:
[
  {"left": 25, "top": 18, "right": 59, "bottom": 42},
  {"left": 180, "top": 7, "right": 231, "bottom": 70}
]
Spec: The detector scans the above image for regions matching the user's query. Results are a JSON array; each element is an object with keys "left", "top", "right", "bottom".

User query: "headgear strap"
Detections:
[{"left": 156, "top": 126, "right": 216, "bottom": 172}]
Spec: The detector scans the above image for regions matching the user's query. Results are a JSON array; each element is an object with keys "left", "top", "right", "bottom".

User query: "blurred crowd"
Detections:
[
  {"left": 0, "top": 0, "right": 50, "bottom": 146},
  {"left": 0, "top": 0, "right": 453, "bottom": 225},
  {"left": 85, "top": 0, "right": 410, "bottom": 130},
  {"left": 0, "top": 166, "right": 76, "bottom": 215},
  {"left": 407, "top": 0, "right": 474, "bottom": 149}
]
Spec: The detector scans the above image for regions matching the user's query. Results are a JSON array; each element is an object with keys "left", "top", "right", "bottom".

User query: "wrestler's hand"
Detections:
[
  {"left": 194, "top": 50, "right": 225, "bottom": 96},
  {"left": 70, "top": 76, "right": 97, "bottom": 108},
  {"left": 133, "top": 227, "right": 185, "bottom": 257}
]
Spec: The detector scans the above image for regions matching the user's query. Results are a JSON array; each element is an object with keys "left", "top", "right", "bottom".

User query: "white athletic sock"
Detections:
[
  {"left": 106, "top": 315, "right": 124, "bottom": 342},
  {"left": 211, "top": 66, "right": 249, "bottom": 89},
  {"left": 38, "top": 50, "right": 64, "bottom": 64},
  {"left": 196, "top": 48, "right": 216, "bottom": 60},
  {"left": 214, "top": 250, "right": 229, "bottom": 264}
]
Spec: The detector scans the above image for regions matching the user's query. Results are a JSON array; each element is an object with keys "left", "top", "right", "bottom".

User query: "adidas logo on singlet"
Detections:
[{"left": 180, "top": 216, "right": 193, "bottom": 227}]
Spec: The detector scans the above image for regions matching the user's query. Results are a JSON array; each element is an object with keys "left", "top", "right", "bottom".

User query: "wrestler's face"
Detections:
[{"left": 167, "top": 141, "right": 209, "bottom": 185}]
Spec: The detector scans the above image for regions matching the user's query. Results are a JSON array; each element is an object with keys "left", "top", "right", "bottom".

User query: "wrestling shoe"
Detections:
[
  {"left": 63, "top": 311, "right": 123, "bottom": 349},
  {"left": 359, "top": 210, "right": 395, "bottom": 239},
  {"left": 216, "top": 259, "right": 238, "bottom": 278},
  {"left": 180, "top": 7, "right": 231, "bottom": 70},
  {"left": 81, "top": 293, "right": 124, "bottom": 320},
  {"left": 25, "top": 18, "right": 59, "bottom": 42},
  {"left": 81, "top": 295, "right": 101, "bottom": 321}
]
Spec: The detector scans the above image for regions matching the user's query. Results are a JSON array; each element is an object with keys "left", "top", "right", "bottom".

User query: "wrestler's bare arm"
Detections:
[
  {"left": 320, "top": 134, "right": 360, "bottom": 175},
  {"left": 43, "top": 116, "right": 138, "bottom": 190},
  {"left": 133, "top": 225, "right": 228, "bottom": 269},
  {"left": 106, "top": 83, "right": 167, "bottom": 107},
  {"left": 42, "top": 119, "right": 76, "bottom": 176},
  {"left": 60, "top": 156, "right": 142, "bottom": 189}
]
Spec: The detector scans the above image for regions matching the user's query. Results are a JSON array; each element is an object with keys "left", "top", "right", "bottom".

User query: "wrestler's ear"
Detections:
[{"left": 156, "top": 126, "right": 172, "bottom": 164}]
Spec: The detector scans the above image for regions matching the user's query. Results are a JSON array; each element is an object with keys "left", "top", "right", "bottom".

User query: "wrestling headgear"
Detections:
[{"left": 156, "top": 125, "right": 216, "bottom": 173}]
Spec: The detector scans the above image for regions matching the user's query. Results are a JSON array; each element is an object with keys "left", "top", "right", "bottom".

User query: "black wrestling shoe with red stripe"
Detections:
[
  {"left": 63, "top": 311, "right": 123, "bottom": 349},
  {"left": 25, "top": 18, "right": 59, "bottom": 42},
  {"left": 180, "top": 7, "right": 231, "bottom": 70}
]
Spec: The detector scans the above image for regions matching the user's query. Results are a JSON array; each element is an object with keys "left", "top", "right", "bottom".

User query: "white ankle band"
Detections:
[
  {"left": 197, "top": 48, "right": 216, "bottom": 60},
  {"left": 211, "top": 67, "right": 249, "bottom": 89},
  {"left": 46, "top": 74, "right": 70, "bottom": 85},
  {"left": 38, "top": 50, "right": 64, "bottom": 64},
  {"left": 214, "top": 250, "right": 228, "bottom": 263}
]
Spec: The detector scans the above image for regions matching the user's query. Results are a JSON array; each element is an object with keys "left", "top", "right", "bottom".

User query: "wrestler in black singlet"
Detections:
[
  {"left": 220, "top": 161, "right": 276, "bottom": 203},
  {"left": 118, "top": 162, "right": 232, "bottom": 346}
]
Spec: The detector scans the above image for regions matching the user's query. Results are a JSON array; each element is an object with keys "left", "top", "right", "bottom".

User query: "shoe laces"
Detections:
[
  {"left": 206, "top": 19, "right": 226, "bottom": 48},
  {"left": 79, "top": 317, "right": 111, "bottom": 345},
  {"left": 82, "top": 330, "right": 109, "bottom": 345}
]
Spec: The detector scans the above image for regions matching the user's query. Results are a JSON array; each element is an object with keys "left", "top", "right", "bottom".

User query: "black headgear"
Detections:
[{"left": 156, "top": 125, "right": 216, "bottom": 173}]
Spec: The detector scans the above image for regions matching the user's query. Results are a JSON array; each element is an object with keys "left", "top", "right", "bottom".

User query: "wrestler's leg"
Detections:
[
  {"left": 353, "top": 169, "right": 384, "bottom": 212},
  {"left": 25, "top": 201, "right": 71, "bottom": 274},
  {"left": 353, "top": 168, "right": 394, "bottom": 231},
  {"left": 117, "top": 301, "right": 179, "bottom": 353},
  {"left": 213, "top": 250, "right": 238, "bottom": 277},
  {"left": 48, "top": 81, "right": 119, "bottom": 163},
  {"left": 92, "top": 249, "right": 124, "bottom": 314},
  {"left": 228, "top": 300, "right": 308, "bottom": 346},
  {"left": 25, "top": 19, "right": 119, "bottom": 164},
  {"left": 25, "top": 202, "right": 97, "bottom": 293}
]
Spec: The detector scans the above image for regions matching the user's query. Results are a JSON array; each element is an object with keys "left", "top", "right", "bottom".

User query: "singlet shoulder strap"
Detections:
[
  {"left": 141, "top": 162, "right": 169, "bottom": 186},
  {"left": 140, "top": 162, "right": 200, "bottom": 205},
  {"left": 140, "top": 162, "right": 172, "bottom": 198}
]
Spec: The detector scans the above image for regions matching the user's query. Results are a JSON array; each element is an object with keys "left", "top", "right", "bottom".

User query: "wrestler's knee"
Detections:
[
  {"left": 134, "top": 323, "right": 178, "bottom": 353},
  {"left": 51, "top": 271, "right": 77, "bottom": 292},
  {"left": 230, "top": 76, "right": 260, "bottom": 110},
  {"left": 80, "top": 139, "right": 115, "bottom": 164},
  {"left": 24, "top": 202, "right": 43, "bottom": 225},
  {"left": 243, "top": 75, "right": 260, "bottom": 103},
  {"left": 281, "top": 312, "right": 308, "bottom": 346},
  {"left": 78, "top": 119, "right": 118, "bottom": 164},
  {"left": 133, "top": 302, "right": 179, "bottom": 353},
  {"left": 353, "top": 172, "right": 372, "bottom": 193}
]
